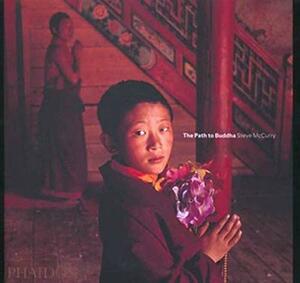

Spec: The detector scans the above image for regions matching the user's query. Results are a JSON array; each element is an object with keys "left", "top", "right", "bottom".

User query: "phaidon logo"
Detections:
[{"left": 6, "top": 266, "right": 59, "bottom": 280}]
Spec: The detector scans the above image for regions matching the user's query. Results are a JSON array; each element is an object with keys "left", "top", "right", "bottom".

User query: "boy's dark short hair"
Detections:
[
  {"left": 97, "top": 80, "right": 173, "bottom": 140},
  {"left": 49, "top": 12, "right": 70, "bottom": 35}
]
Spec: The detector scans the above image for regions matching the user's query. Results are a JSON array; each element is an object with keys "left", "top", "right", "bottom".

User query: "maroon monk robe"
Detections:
[
  {"left": 98, "top": 161, "right": 222, "bottom": 283},
  {"left": 38, "top": 83, "right": 87, "bottom": 198}
]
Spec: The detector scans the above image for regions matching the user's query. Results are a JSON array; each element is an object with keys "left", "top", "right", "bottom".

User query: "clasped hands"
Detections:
[
  {"left": 197, "top": 214, "right": 242, "bottom": 263},
  {"left": 72, "top": 39, "right": 83, "bottom": 61}
]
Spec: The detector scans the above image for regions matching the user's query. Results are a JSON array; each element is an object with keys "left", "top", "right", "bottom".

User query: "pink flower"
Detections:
[
  {"left": 165, "top": 163, "right": 191, "bottom": 184},
  {"left": 119, "top": 32, "right": 133, "bottom": 47},
  {"left": 162, "top": 162, "right": 217, "bottom": 230},
  {"left": 93, "top": 4, "right": 109, "bottom": 20},
  {"left": 107, "top": 19, "right": 123, "bottom": 35}
]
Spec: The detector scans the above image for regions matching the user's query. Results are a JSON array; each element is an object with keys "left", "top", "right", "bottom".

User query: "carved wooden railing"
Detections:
[
  {"left": 65, "top": 0, "right": 291, "bottom": 176},
  {"left": 66, "top": 0, "right": 197, "bottom": 112},
  {"left": 232, "top": 24, "right": 285, "bottom": 175}
]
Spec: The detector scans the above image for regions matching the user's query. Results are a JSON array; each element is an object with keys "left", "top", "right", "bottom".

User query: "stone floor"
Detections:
[{"left": 4, "top": 176, "right": 293, "bottom": 283}]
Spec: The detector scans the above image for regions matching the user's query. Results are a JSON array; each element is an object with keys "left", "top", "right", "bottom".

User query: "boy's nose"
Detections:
[{"left": 147, "top": 133, "right": 162, "bottom": 150}]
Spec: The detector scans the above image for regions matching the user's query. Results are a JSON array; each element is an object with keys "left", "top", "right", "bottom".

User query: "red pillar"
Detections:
[{"left": 197, "top": 0, "right": 235, "bottom": 220}]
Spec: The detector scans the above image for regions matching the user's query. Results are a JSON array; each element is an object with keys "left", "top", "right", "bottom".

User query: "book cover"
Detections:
[{"left": 4, "top": 0, "right": 293, "bottom": 282}]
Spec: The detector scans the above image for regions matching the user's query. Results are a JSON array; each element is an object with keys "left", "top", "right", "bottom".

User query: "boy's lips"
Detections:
[{"left": 148, "top": 156, "right": 165, "bottom": 164}]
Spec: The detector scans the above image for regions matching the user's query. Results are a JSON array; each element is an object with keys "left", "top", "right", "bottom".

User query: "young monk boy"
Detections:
[{"left": 97, "top": 80, "right": 242, "bottom": 282}]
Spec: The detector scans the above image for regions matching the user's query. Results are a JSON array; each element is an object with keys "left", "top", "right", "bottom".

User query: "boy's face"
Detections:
[
  {"left": 56, "top": 18, "right": 74, "bottom": 41},
  {"left": 117, "top": 102, "right": 174, "bottom": 175}
]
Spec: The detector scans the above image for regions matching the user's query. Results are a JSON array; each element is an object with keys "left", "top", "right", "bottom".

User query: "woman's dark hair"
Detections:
[
  {"left": 97, "top": 80, "right": 174, "bottom": 140},
  {"left": 49, "top": 12, "right": 70, "bottom": 35}
]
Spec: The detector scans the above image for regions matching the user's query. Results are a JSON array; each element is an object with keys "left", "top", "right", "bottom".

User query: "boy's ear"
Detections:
[{"left": 100, "top": 133, "right": 118, "bottom": 154}]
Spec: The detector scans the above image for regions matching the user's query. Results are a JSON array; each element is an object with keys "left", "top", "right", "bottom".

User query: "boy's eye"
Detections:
[
  {"left": 135, "top": 130, "right": 146, "bottom": 136},
  {"left": 160, "top": 127, "right": 170, "bottom": 132}
]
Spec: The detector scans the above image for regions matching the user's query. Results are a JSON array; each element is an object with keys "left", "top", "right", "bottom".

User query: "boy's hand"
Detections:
[
  {"left": 199, "top": 214, "right": 242, "bottom": 263},
  {"left": 72, "top": 40, "right": 83, "bottom": 60}
]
